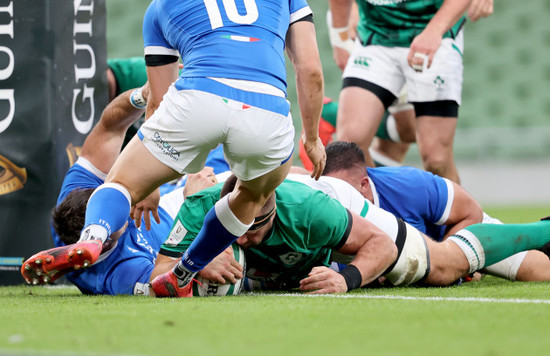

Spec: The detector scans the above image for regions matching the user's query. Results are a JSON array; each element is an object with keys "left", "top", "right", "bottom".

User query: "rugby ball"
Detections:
[{"left": 192, "top": 243, "right": 246, "bottom": 297}]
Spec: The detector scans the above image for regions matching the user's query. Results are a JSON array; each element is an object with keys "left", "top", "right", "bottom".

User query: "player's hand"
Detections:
[
  {"left": 302, "top": 135, "right": 326, "bottom": 180},
  {"left": 198, "top": 246, "right": 243, "bottom": 284},
  {"left": 299, "top": 266, "right": 347, "bottom": 294},
  {"left": 407, "top": 29, "right": 442, "bottom": 72},
  {"left": 332, "top": 46, "right": 351, "bottom": 72},
  {"left": 183, "top": 167, "right": 217, "bottom": 198},
  {"left": 468, "top": 0, "right": 493, "bottom": 22},
  {"left": 131, "top": 188, "right": 160, "bottom": 230}
]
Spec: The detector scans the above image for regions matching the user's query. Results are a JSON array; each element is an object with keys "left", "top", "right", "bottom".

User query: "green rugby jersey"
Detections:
[
  {"left": 356, "top": 0, "right": 466, "bottom": 47},
  {"left": 161, "top": 180, "right": 352, "bottom": 288},
  {"left": 107, "top": 57, "right": 148, "bottom": 96}
]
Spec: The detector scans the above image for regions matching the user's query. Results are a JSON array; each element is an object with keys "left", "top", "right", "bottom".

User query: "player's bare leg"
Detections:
[{"left": 337, "top": 87, "right": 385, "bottom": 167}]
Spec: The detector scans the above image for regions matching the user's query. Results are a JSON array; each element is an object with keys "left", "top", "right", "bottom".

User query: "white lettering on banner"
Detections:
[
  {"left": 0, "top": 2, "right": 14, "bottom": 134},
  {"left": 71, "top": 0, "right": 95, "bottom": 134}
]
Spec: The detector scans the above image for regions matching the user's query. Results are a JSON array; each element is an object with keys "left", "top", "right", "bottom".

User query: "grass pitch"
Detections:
[{"left": 1, "top": 205, "right": 549, "bottom": 356}]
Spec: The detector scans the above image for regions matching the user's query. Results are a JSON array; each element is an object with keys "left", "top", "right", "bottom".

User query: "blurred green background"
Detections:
[
  {"left": 106, "top": 0, "right": 550, "bottom": 162},
  {"left": 105, "top": 0, "right": 550, "bottom": 205}
]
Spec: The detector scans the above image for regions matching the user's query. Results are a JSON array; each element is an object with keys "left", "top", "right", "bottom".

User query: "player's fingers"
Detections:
[
  {"left": 133, "top": 208, "right": 142, "bottom": 228},
  {"left": 230, "top": 257, "right": 244, "bottom": 272},
  {"left": 308, "top": 266, "right": 326, "bottom": 276},
  {"left": 152, "top": 209, "right": 161, "bottom": 225},
  {"left": 210, "top": 274, "right": 226, "bottom": 284},
  {"left": 143, "top": 211, "right": 152, "bottom": 231}
]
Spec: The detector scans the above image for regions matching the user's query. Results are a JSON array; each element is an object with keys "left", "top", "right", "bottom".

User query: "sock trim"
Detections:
[
  {"left": 385, "top": 114, "right": 402, "bottom": 143},
  {"left": 89, "top": 182, "right": 132, "bottom": 206},
  {"left": 214, "top": 195, "right": 252, "bottom": 237},
  {"left": 449, "top": 229, "right": 486, "bottom": 273}
]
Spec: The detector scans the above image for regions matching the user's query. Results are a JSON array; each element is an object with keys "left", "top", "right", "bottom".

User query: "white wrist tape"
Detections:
[
  {"left": 411, "top": 52, "right": 428, "bottom": 73},
  {"left": 326, "top": 10, "right": 354, "bottom": 54},
  {"left": 129, "top": 87, "right": 147, "bottom": 109}
]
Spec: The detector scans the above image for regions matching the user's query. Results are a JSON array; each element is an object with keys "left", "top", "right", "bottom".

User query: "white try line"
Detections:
[{"left": 252, "top": 293, "right": 550, "bottom": 305}]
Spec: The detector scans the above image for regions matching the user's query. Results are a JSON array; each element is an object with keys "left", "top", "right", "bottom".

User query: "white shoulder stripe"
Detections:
[
  {"left": 144, "top": 46, "right": 180, "bottom": 57},
  {"left": 435, "top": 178, "right": 454, "bottom": 225},
  {"left": 290, "top": 6, "right": 312, "bottom": 24},
  {"left": 75, "top": 157, "right": 107, "bottom": 181}
]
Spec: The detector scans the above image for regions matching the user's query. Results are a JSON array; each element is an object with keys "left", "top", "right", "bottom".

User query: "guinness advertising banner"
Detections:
[{"left": 0, "top": 0, "right": 107, "bottom": 285}]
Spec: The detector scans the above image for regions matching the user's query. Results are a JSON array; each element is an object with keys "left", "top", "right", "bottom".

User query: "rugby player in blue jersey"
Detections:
[
  {"left": 21, "top": 85, "right": 240, "bottom": 295},
  {"left": 24, "top": 0, "right": 327, "bottom": 297},
  {"left": 321, "top": 141, "right": 550, "bottom": 282}
]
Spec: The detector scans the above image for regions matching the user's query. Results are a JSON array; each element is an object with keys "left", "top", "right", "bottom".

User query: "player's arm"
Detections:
[
  {"left": 144, "top": 61, "right": 179, "bottom": 119},
  {"left": 327, "top": 0, "right": 354, "bottom": 71},
  {"left": 299, "top": 211, "right": 397, "bottom": 293},
  {"left": 286, "top": 17, "right": 326, "bottom": 180},
  {"left": 80, "top": 83, "right": 149, "bottom": 174},
  {"left": 442, "top": 182, "right": 484, "bottom": 238},
  {"left": 408, "top": 0, "right": 471, "bottom": 70}
]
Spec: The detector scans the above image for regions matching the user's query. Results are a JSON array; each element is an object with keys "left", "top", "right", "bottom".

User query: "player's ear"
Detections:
[{"left": 359, "top": 176, "right": 371, "bottom": 198}]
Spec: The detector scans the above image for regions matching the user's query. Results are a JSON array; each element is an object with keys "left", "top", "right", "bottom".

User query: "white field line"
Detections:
[{"left": 253, "top": 293, "right": 550, "bottom": 305}]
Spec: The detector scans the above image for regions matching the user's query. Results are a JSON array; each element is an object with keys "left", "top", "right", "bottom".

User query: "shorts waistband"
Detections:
[{"left": 175, "top": 77, "right": 290, "bottom": 116}]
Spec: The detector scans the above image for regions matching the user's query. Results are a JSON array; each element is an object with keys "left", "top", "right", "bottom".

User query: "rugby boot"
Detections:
[
  {"left": 149, "top": 269, "right": 194, "bottom": 298},
  {"left": 21, "top": 240, "right": 103, "bottom": 285}
]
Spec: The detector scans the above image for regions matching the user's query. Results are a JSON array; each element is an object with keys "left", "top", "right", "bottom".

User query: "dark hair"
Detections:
[
  {"left": 323, "top": 141, "right": 367, "bottom": 175},
  {"left": 219, "top": 174, "right": 275, "bottom": 215},
  {"left": 51, "top": 188, "right": 95, "bottom": 245}
]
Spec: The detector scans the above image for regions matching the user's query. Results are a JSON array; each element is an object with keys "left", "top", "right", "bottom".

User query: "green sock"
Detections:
[{"left": 450, "top": 220, "right": 550, "bottom": 270}]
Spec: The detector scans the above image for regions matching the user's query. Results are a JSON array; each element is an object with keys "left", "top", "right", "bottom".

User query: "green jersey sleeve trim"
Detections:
[{"left": 333, "top": 209, "right": 353, "bottom": 251}]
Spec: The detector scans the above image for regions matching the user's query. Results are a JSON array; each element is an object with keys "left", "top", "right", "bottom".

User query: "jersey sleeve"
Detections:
[
  {"left": 427, "top": 176, "right": 453, "bottom": 226},
  {"left": 104, "top": 256, "right": 155, "bottom": 295},
  {"left": 159, "top": 186, "right": 221, "bottom": 257},
  {"left": 302, "top": 191, "right": 351, "bottom": 250},
  {"left": 289, "top": 0, "right": 312, "bottom": 24},
  {"left": 142, "top": 2, "right": 180, "bottom": 57}
]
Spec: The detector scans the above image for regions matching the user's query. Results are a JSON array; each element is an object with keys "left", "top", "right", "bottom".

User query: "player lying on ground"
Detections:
[
  {"left": 20, "top": 84, "right": 233, "bottom": 295},
  {"left": 150, "top": 173, "right": 550, "bottom": 296},
  {"left": 316, "top": 141, "right": 550, "bottom": 282}
]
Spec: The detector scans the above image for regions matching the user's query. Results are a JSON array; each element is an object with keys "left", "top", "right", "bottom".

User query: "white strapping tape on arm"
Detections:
[{"left": 326, "top": 10, "right": 354, "bottom": 54}]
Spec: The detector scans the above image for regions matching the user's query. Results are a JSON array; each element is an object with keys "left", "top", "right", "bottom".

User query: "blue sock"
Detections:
[
  {"left": 81, "top": 183, "right": 131, "bottom": 242},
  {"left": 181, "top": 195, "right": 251, "bottom": 272}
]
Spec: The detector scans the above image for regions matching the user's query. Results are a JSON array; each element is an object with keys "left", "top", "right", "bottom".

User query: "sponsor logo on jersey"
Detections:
[
  {"left": 165, "top": 220, "right": 187, "bottom": 246},
  {"left": 153, "top": 131, "right": 180, "bottom": 161},
  {"left": 0, "top": 155, "right": 27, "bottom": 196}
]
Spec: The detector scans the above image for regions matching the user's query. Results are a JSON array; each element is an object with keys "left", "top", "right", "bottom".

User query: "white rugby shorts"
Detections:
[
  {"left": 343, "top": 31, "right": 464, "bottom": 105},
  {"left": 139, "top": 85, "right": 295, "bottom": 181}
]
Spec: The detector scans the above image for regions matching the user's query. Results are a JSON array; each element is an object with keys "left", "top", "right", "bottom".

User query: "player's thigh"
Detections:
[
  {"left": 403, "top": 33, "right": 464, "bottom": 104},
  {"left": 424, "top": 237, "right": 470, "bottom": 286},
  {"left": 337, "top": 87, "right": 386, "bottom": 143},
  {"left": 107, "top": 135, "right": 181, "bottom": 202},
  {"left": 416, "top": 115, "right": 457, "bottom": 153},
  {"left": 225, "top": 106, "right": 294, "bottom": 182}
]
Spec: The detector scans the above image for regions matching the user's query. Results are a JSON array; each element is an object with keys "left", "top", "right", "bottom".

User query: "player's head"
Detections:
[
  {"left": 323, "top": 141, "right": 373, "bottom": 201},
  {"left": 51, "top": 188, "right": 95, "bottom": 245},
  {"left": 220, "top": 174, "right": 276, "bottom": 249},
  {"left": 323, "top": 141, "right": 367, "bottom": 175}
]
